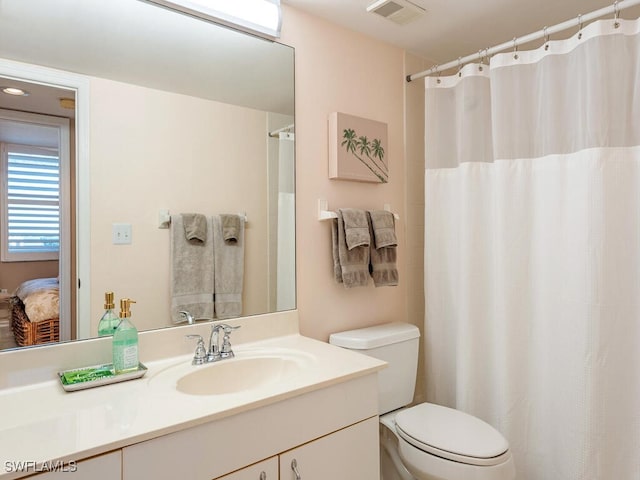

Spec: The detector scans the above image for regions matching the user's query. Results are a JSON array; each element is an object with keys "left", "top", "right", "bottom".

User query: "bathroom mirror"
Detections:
[{"left": 0, "top": 0, "right": 295, "bottom": 350}]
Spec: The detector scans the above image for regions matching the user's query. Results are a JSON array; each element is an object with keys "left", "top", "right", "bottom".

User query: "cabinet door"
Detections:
[
  {"left": 279, "top": 417, "right": 378, "bottom": 480},
  {"left": 25, "top": 451, "right": 121, "bottom": 480},
  {"left": 215, "top": 457, "right": 278, "bottom": 480}
]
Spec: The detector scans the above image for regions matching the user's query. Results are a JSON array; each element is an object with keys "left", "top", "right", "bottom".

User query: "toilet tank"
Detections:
[{"left": 329, "top": 322, "right": 420, "bottom": 415}]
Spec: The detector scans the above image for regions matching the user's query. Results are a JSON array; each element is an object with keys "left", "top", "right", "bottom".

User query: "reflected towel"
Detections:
[
  {"left": 220, "top": 214, "right": 241, "bottom": 243},
  {"left": 368, "top": 210, "right": 397, "bottom": 248},
  {"left": 367, "top": 211, "right": 398, "bottom": 287},
  {"left": 337, "top": 210, "right": 370, "bottom": 288},
  {"left": 171, "top": 214, "right": 214, "bottom": 322},
  {"left": 213, "top": 214, "right": 245, "bottom": 319},
  {"left": 182, "top": 213, "right": 207, "bottom": 244},
  {"left": 339, "top": 208, "right": 370, "bottom": 250}
]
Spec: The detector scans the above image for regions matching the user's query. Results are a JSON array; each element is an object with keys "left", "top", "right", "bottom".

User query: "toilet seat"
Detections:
[{"left": 395, "top": 403, "right": 510, "bottom": 467}]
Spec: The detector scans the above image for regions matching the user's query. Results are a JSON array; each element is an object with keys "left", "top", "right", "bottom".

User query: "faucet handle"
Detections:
[
  {"left": 217, "top": 324, "right": 241, "bottom": 334},
  {"left": 185, "top": 334, "right": 207, "bottom": 365},
  {"left": 217, "top": 324, "right": 240, "bottom": 358}
]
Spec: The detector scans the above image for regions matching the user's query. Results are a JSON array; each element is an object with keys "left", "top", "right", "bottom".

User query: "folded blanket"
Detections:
[
  {"left": 336, "top": 210, "right": 370, "bottom": 287},
  {"left": 13, "top": 278, "right": 59, "bottom": 323}
]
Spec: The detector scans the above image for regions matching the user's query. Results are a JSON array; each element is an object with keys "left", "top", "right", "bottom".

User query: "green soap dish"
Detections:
[{"left": 58, "top": 363, "right": 147, "bottom": 392}]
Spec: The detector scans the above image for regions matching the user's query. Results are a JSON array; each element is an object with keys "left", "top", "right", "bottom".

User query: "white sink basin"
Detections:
[{"left": 149, "top": 347, "right": 316, "bottom": 396}]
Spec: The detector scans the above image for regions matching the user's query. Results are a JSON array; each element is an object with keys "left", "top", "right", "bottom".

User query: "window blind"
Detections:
[{"left": 6, "top": 150, "right": 60, "bottom": 255}]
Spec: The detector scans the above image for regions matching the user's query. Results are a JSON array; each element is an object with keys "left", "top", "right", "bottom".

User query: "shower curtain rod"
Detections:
[
  {"left": 406, "top": 0, "right": 640, "bottom": 82},
  {"left": 268, "top": 123, "right": 295, "bottom": 137}
]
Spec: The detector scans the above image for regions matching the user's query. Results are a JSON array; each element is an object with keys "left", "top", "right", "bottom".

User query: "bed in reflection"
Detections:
[{"left": 10, "top": 277, "right": 60, "bottom": 346}]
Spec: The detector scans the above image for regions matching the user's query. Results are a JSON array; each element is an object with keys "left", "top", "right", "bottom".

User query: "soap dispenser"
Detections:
[
  {"left": 113, "top": 298, "right": 139, "bottom": 374},
  {"left": 98, "top": 291, "right": 119, "bottom": 336}
]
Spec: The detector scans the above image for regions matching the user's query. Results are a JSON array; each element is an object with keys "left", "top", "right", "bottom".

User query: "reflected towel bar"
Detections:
[{"left": 158, "top": 210, "right": 248, "bottom": 229}]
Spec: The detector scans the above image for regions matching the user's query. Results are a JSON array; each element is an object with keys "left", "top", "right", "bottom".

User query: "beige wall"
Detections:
[
  {"left": 0, "top": 261, "right": 58, "bottom": 294},
  {"left": 89, "top": 78, "right": 269, "bottom": 334},
  {"left": 280, "top": 7, "right": 410, "bottom": 342}
]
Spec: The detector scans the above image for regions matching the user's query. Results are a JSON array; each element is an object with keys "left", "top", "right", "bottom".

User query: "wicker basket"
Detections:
[{"left": 10, "top": 296, "right": 59, "bottom": 346}]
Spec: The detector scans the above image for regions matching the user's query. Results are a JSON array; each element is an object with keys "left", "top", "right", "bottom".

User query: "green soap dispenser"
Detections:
[
  {"left": 113, "top": 298, "right": 139, "bottom": 374},
  {"left": 98, "top": 291, "right": 119, "bottom": 336}
]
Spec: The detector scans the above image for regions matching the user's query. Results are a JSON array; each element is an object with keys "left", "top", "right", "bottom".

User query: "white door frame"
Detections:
[{"left": 0, "top": 58, "right": 91, "bottom": 341}]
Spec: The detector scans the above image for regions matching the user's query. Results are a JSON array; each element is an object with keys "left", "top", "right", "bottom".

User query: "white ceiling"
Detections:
[{"left": 282, "top": 0, "right": 640, "bottom": 69}]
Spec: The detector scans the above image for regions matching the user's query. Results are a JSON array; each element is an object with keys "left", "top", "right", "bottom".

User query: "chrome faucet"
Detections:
[
  {"left": 186, "top": 323, "right": 241, "bottom": 365},
  {"left": 178, "top": 310, "right": 195, "bottom": 325},
  {"left": 176, "top": 310, "right": 214, "bottom": 325},
  {"left": 208, "top": 323, "right": 241, "bottom": 362}
]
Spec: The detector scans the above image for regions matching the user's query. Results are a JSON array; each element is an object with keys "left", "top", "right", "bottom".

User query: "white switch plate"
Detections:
[{"left": 112, "top": 223, "right": 132, "bottom": 245}]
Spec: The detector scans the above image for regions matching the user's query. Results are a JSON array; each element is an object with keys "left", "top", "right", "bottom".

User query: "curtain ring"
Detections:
[
  {"left": 477, "top": 50, "right": 484, "bottom": 71},
  {"left": 432, "top": 64, "right": 441, "bottom": 84},
  {"left": 543, "top": 26, "right": 550, "bottom": 50},
  {"left": 577, "top": 13, "right": 583, "bottom": 39},
  {"left": 613, "top": 1, "right": 620, "bottom": 28},
  {"left": 513, "top": 38, "right": 519, "bottom": 60},
  {"left": 457, "top": 57, "right": 463, "bottom": 77}
]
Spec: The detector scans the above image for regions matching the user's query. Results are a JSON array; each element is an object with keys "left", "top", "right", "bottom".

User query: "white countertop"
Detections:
[{"left": 0, "top": 333, "right": 385, "bottom": 479}]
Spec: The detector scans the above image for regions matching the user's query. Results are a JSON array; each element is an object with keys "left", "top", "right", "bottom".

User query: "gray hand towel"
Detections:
[
  {"left": 367, "top": 211, "right": 398, "bottom": 287},
  {"left": 337, "top": 210, "right": 370, "bottom": 288},
  {"left": 339, "top": 208, "right": 370, "bottom": 250},
  {"left": 171, "top": 214, "right": 214, "bottom": 322},
  {"left": 182, "top": 213, "right": 207, "bottom": 244},
  {"left": 220, "top": 214, "right": 241, "bottom": 243},
  {"left": 213, "top": 214, "right": 245, "bottom": 319},
  {"left": 368, "top": 210, "right": 398, "bottom": 248}
]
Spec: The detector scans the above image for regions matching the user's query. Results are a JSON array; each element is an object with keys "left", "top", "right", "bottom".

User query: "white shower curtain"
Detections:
[
  {"left": 277, "top": 132, "right": 295, "bottom": 311},
  {"left": 424, "top": 17, "right": 640, "bottom": 480}
]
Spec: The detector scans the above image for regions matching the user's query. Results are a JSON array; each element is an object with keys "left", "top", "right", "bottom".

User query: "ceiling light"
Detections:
[
  {"left": 1, "top": 86, "right": 29, "bottom": 96},
  {"left": 146, "top": 0, "right": 281, "bottom": 40}
]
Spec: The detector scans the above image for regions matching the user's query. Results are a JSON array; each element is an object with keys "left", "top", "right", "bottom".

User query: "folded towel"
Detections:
[
  {"left": 213, "top": 214, "right": 245, "bottom": 319},
  {"left": 368, "top": 210, "right": 398, "bottom": 248},
  {"left": 182, "top": 213, "right": 207, "bottom": 244},
  {"left": 170, "top": 214, "right": 214, "bottom": 322},
  {"left": 367, "top": 211, "right": 398, "bottom": 287},
  {"left": 220, "top": 214, "right": 241, "bottom": 243},
  {"left": 337, "top": 210, "right": 370, "bottom": 287},
  {"left": 339, "top": 208, "right": 370, "bottom": 250}
]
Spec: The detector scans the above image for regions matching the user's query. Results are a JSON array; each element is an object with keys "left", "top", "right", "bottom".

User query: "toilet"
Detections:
[{"left": 329, "top": 322, "right": 516, "bottom": 480}]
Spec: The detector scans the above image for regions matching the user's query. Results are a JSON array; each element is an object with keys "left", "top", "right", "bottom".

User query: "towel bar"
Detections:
[
  {"left": 158, "top": 210, "right": 248, "bottom": 229},
  {"left": 317, "top": 199, "right": 400, "bottom": 221}
]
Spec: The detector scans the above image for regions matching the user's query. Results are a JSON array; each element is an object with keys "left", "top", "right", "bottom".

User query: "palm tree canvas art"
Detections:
[{"left": 329, "top": 112, "right": 388, "bottom": 183}]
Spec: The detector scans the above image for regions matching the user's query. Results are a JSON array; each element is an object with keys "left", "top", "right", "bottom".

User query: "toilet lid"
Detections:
[{"left": 395, "top": 403, "right": 510, "bottom": 467}]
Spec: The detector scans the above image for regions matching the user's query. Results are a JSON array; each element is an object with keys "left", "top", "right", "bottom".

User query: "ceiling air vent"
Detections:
[{"left": 367, "top": 0, "right": 426, "bottom": 25}]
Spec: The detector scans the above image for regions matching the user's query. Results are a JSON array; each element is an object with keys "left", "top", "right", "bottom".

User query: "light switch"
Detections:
[{"left": 112, "top": 223, "right": 132, "bottom": 245}]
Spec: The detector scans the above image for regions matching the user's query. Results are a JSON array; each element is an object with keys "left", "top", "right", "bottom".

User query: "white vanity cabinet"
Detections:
[
  {"left": 122, "top": 374, "right": 379, "bottom": 480},
  {"left": 279, "top": 417, "right": 378, "bottom": 480},
  {"left": 214, "top": 457, "right": 278, "bottom": 480},
  {"left": 213, "top": 417, "right": 378, "bottom": 480}
]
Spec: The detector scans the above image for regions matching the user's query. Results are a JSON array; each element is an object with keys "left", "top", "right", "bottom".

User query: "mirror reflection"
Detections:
[{"left": 0, "top": 0, "right": 295, "bottom": 351}]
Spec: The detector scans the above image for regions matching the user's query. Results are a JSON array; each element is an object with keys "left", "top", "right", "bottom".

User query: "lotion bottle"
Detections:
[
  {"left": 97, "top": 291, "right": 119, "bottom": 336},
  {"left": 113, "top": 298, "right": 139, "bottom": 374}
]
